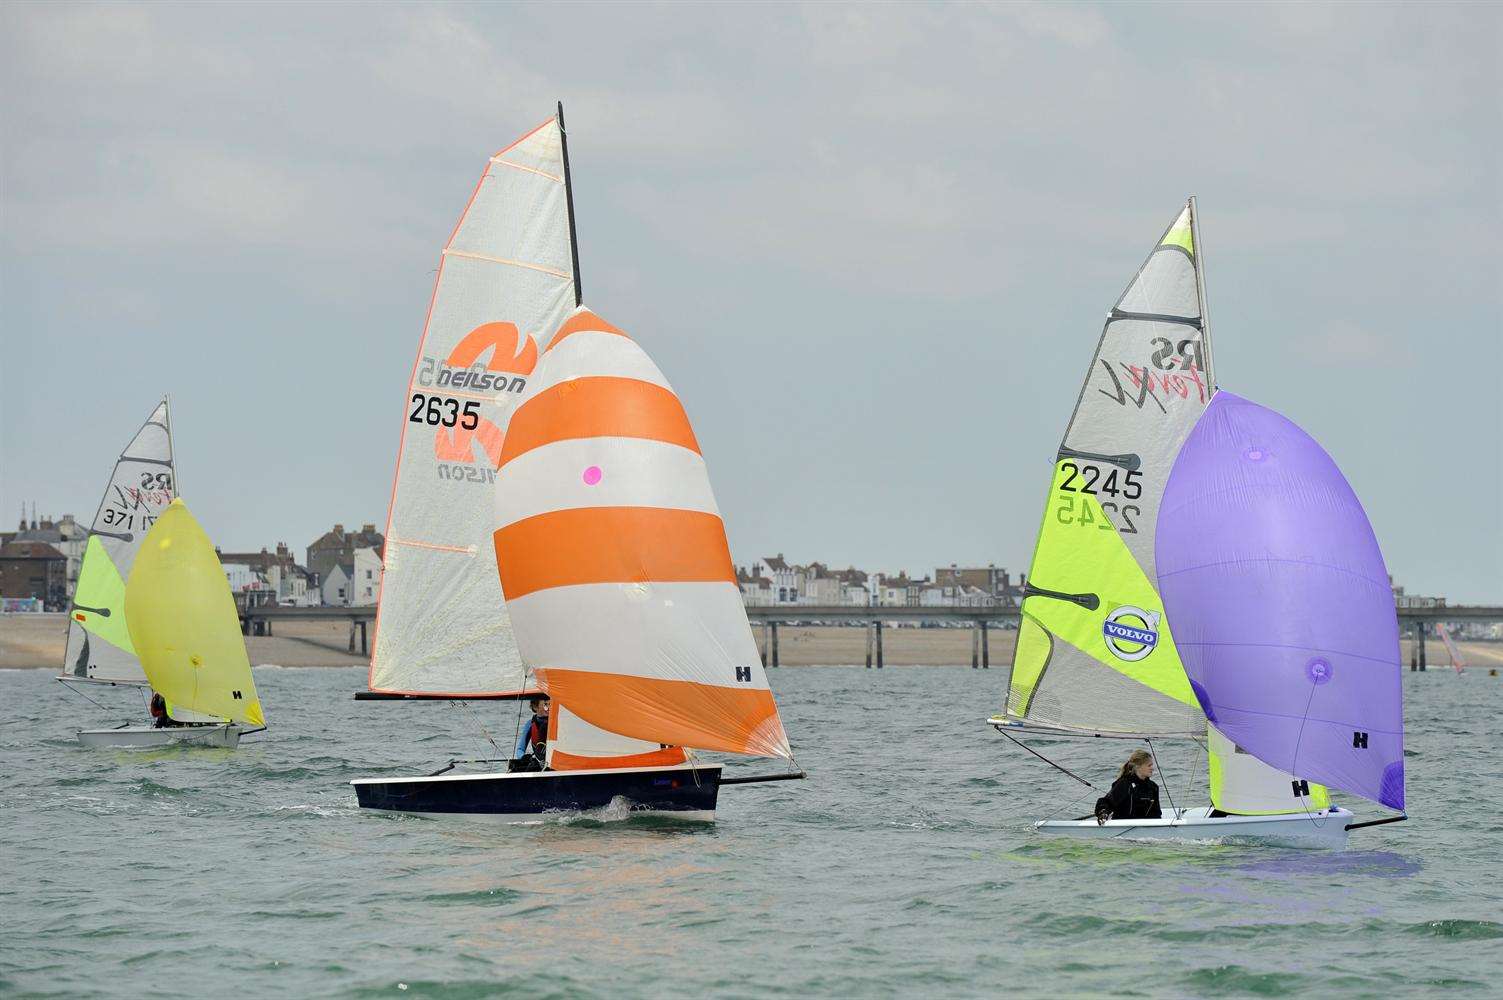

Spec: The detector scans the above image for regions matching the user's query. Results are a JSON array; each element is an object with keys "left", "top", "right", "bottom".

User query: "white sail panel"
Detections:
[
  {"left": 1002, "top": 203, "right": 1212, "bottom": 737},
  {"left": 62, "top": 399, "right": 176, "bottom": 684},
  {"left": 1207, "top": 724, "right": 1328, "bottom": 816},
  {"left": 370, "top": 117, "right": 576, "bottom": 696},
  {"left": 545, "top": 704, "right": 688, "bottom": 771}
]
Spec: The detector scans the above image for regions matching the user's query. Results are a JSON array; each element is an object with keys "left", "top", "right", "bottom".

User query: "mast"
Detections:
[
  {"left": 557, "top": 101, "right": 583, "bottom": 307},
  {"left": 162, "top": 394, "right": 177, "bottom": 495},
  {"left": 1188, "top": 196, "right": 1214, "bottom": 390}
]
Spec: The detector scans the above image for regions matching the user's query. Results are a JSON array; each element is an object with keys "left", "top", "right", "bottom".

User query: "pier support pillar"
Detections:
[
  {"left": 981, "top": 621, "right": 990, "bottom": 669},
  {"left": 865, "top": 622, "right": 873, "bottom": 669},
  {"left": 1417, "top": 622, "right": 1427, "bottom": 671},
  {"left": 348, "top": 621, "right": 357, "bottom": 653},
  {"left": 770, "top": 621, "right": 780, "bottom": 668},
  {"left": 760, "top": 623, "right": 769, "bottom": 667},
  {"left": 875, "top": 619, "right": 884, "bottom": 669},
  {"left": 359, "top": 620, "right": 368, "bottom": 656},
  {"left": 972, "top": 625, "right": 979, "bottom": 669}
]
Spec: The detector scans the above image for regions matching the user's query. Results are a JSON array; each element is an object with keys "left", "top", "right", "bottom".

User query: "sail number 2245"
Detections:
[{"left": 1056, "top": 462, "right": 1141, "bottom": 533}]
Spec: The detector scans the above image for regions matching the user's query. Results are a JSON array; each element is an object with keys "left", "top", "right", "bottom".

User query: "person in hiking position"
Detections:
[
  {"left": 1095, "top": 749, "right": 1161, "bottom": 824},
  {"left": 149, "top": 692, "right": 184, "bottom": 729},
  {"left": 513, "top": 696, "right": 549, "bottom": 763}
]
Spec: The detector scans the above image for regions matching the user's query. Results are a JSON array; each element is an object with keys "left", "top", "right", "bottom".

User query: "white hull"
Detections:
[
  {"left": 1037, "top": 806, "right": 1355, "bottom": 850},
  {"left": 77, "top": 724, "right": 243, "bottom": 749}
]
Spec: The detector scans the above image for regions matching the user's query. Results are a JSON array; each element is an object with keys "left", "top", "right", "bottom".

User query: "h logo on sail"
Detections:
[{"left": 735, "top": 666, "right": 752, "bottom": 683}]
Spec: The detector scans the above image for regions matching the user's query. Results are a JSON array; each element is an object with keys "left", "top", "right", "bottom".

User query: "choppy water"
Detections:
[{"left": 2, "top": 665, "right": 1500, "bottom": 998}]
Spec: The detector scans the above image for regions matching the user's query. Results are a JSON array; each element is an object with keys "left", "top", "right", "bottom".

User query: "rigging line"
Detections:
[
  {"left": 996, "top": 726, "right": 1099, "bottom": 790},
  {"left": 1145, "top": 737, "right": 1177, "bottom": 816},
  {"left": 453, "top": 699, "right": 502, "bottom": 756},
  {"left": 56, "top": 677, "right": 125, "bottom": 716}
]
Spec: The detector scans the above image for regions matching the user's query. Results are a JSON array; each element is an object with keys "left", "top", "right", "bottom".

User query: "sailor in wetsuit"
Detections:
[
  {"left": 1095, "top": 749, "right": 1162, "bottom": 824},
  {"left": 510, "top": 696, "right": 550, "bottom": 771}
]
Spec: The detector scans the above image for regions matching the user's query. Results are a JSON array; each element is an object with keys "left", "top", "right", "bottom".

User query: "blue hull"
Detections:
[{"left": 351, "top": 763, "right": 722, "bottom": 821}]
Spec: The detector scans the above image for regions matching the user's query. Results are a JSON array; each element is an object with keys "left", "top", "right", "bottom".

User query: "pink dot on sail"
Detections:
[{"left": 582, "top": 466, "right": 602, "bottom": 486}]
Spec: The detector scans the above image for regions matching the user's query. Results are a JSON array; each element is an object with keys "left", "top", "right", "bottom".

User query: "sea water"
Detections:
[{"left": 2, "top": 666, "right": 1499, "bottom": 997}]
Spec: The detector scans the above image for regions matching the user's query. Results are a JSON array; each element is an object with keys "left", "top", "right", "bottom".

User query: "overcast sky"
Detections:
[{"left": 2, "top": 2, "right": 1499, "bottom": 601}]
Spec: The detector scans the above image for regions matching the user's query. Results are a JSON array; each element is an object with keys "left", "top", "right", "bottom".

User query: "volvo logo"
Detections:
[{"left": 1103, "top": 605, "right": 1159, "bottom": 661}]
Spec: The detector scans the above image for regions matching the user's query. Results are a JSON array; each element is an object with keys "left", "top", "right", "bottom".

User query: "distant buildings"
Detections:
[
  {"left": 306, "top": 523, "right": 384, "bottom": 586},
  {"left": 2, "top": 512, "right": 86, "bottom": 598},
  {"left": 321, "top": 546, "right": 382, "bottom": 607},
  {"left": 218, "top": 542, "right": 319, "bottom": 608},
  {"left": 734, "top": 555, "right": 1014, "bottom": 609},
  {"left": 0, "top": 540, "right": 69, "bottom": 607}
]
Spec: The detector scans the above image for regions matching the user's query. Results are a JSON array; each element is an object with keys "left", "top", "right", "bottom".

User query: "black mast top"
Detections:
[{"left": 557, "top": 101, "right": 583, "bottom": 307}]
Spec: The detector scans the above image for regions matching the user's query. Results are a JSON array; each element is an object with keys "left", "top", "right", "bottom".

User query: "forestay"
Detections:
[
  {"left": 125, "top": 500, "right": 265, "bottom": 727},
  {"left": 63, "top": 399, "right": 176, "bottom": 684},
  {"left": 1156, "top": 392, "right": 1404, "bottom": 810},
  {"left": 1002, "top": 203, "right": 1212, "bottom": 737},
  {"left": 494, "top": 308, "right": 792, "bottom": 759},
  {"left": 371, "top": 116, "right": 577, "bottom": 696}
]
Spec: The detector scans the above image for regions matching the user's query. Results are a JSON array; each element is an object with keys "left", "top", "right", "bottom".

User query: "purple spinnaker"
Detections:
[{"left": 1156, "top": 392, "right": 1404, "bottom": 810}]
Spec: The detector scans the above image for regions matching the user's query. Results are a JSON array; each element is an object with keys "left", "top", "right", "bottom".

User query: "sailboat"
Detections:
[
  {"left": 991, "top": 201, "right": 1405, "bottom": 848},
  {"left": 352, "top": 107, "right": 800, "bottom": 820},
  {"left": 61, "top": 397, "right": 219, "bottom": 744},
  {"left": 77, "top": 498, "right": 267, "bottom": 748},
  {"left": 1435, "top": 623, "right": 1466, "bottom": 674}
]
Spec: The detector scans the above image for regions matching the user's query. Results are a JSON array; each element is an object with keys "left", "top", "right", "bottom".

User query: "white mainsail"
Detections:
[
  {"left": 369, "top": 113, "right": 578, "bottom": 696},
  {"left": 62, "top": 398, "right": 176, "bottom": 684}
]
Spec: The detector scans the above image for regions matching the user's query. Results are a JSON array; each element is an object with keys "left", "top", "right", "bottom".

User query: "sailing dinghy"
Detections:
[
  {"left": 77, "top": 498, "right": 266, "bottom": 748},
  {"left": 60, "top": 397, "right": 226, "bottom": 745},
  {"left": 991, "top": 201, "right": 1404, "bottom": 848},
  {"left": 353, "top": 108, "right": 800, "bottom": 821}
]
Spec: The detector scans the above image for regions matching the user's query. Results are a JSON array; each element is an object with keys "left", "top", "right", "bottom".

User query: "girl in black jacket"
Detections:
[{"left": 1094, "top": 749, "right": 1161, "bottom": 824}]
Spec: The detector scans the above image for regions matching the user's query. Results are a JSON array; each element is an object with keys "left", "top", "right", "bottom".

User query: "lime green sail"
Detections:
[
  {"left": 996, "top": 201, "right": 1212, "bottom": 738},
  {"left": 70, "top": 536, "right": 136, "bottom": 656},
  {"left": 124, "top": 499, "right": 265, "bottom": 727}
]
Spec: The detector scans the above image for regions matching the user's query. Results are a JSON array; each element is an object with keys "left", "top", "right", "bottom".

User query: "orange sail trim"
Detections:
[
  {"left": 545, "top": 309, "right": 627, "bottom": 352},
  {"left": 536, "top": 668, "right": 790, "bottom": 758},
  {"left": 498, "top": 377, "right": 700, "bottom": 469},
  {"left": 494, "top": 507, "right": 736, "bottom": 601}
]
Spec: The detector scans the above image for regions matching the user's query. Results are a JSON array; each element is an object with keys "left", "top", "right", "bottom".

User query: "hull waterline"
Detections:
[
  {"left": 1037, "top": 805, "right": 1355, "bottom": 850},
  {"left": 351, "top": 762, "right": 721, "bottom": 822},
  {"left": 77, "top": 724, "right": 243, "bottom": 749}
]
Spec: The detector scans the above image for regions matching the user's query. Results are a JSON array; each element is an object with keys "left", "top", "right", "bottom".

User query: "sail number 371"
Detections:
[{"left": 1056, "top": 462, "right": 1141, "bottom": 533}]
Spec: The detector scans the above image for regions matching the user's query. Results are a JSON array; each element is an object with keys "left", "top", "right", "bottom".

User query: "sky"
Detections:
[{"left": 2, "top": 2, "right": 1499, "bottom": 602}]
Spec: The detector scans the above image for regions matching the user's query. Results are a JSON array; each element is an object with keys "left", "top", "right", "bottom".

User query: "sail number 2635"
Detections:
[
  {"left": 1056, "top": 462, "right": 1141, "bottom": 534},
  {"left": 409, "top": 393, "right": 480, "bottom": 430}
]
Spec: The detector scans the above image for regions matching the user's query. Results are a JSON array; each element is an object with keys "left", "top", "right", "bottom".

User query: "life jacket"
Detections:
[{"left": 526, "top": 716, "right": 547, "bottom": 753}]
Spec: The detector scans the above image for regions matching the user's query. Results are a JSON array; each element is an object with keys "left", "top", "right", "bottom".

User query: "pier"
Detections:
[{"left": 236, "top": 603, "right": 1503, "bottom": 669}]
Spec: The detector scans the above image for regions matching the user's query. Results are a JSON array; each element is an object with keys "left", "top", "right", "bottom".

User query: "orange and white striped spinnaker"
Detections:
[{"left": 492, "top": 307, "right": 791, "bottom": 759}]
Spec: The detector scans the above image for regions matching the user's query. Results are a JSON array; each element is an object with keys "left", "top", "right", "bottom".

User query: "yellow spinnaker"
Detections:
[{"left": 124, "top": 498, "right": 265, "bottom": 726}]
